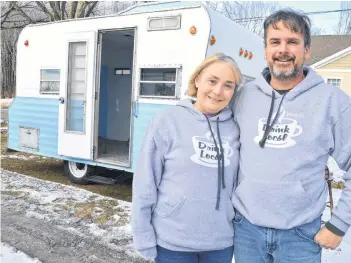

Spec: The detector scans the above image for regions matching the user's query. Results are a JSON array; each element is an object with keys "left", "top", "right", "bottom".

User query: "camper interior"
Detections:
[{"left": 95, "top": 29, "right": 135, "bottom": 166}]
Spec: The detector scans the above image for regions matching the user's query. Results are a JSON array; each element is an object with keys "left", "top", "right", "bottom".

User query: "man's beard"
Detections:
[{"left": 269, "top": 55, "right": 303, "bottom": 81}]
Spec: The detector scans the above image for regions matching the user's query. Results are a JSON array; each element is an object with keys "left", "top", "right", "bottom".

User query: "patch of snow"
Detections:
[
  {"left": 1, "top": 155, "right": 40, "bottom": 160},
  {"left": 0, "top": 243, "right": 42, "bottom": 263},
  {"left": 0, "top": 98, "right": 13, "bottom": 104},
  {"left": 327, "top": 157, "right": 345, "bottom": 182}
]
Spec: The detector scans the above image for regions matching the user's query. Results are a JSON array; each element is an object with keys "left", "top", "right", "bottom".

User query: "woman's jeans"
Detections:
[
  {"left": 155, "top": 245, "right": 234, "bottom": 263},
  {"left": 233, "top": 212, "right": 322, "bottom": 263}
]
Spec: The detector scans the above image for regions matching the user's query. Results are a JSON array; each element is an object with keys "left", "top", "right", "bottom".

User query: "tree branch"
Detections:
[
  {"left": 85, "top": 2, "right": 98, "bottom": 17},
  {"left": 61, "top": 1, "right": 66, "bottom": 20},
  {"left": 69, "top": 1, "right": 78, "bottom": 19},
  {"left": 12, "top": 2, "right": 34, "bottom": 24},
  {"left": 76, "top": 1, "right": 88, "bottom": 18},
  {"left": 36, "top": 1, "right": 55, "bottom": 21},
  {"left": 49, "top": 1, "right": 61, "bottom": 20}
]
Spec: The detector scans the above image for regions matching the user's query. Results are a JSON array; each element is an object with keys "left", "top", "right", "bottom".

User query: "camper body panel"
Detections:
[
  {"left": 205, "top": 8, "right": 266, "bottom": 79},
  {"left": 9, "top": 3, "right": 211, "bottom": 172}
]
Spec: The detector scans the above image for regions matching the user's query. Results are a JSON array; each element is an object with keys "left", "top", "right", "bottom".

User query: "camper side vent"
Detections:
[
  {"left": 19, "top": 127, "right": 39, "bottom": 151},
  {"left": 147, "top": 15, "right": 181, "bottom": 31}
]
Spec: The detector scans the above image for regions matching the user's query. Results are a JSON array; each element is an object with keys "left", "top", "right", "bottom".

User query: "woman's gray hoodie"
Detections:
[{"left": 132, "top": 99, "right": 240, "bottom": 259}]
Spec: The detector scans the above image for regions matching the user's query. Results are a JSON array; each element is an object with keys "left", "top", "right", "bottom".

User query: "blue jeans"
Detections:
[
  {"left": 233, "top": 212, "right": 322, "bottom": 263},
  {"left": 155, "top": 245, "right": 234, "bottom": 263}
]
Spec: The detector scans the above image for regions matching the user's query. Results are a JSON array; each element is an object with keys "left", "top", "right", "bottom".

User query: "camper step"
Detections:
[{"left": 87, "top": 175, "right": 118, "bottom": 185}]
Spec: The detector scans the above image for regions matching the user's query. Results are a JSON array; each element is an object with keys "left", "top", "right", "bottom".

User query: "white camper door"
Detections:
[{"left": 58, "top": 32, "right": 96, "bottom": 160}]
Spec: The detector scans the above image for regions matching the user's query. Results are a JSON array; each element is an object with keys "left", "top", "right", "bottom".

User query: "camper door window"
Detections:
[
  {"left": 40, "top": 69, "right": 60, "bottom": 94},
  {"left": 139, "top": 68, "right": 177, "bottom": 98}
]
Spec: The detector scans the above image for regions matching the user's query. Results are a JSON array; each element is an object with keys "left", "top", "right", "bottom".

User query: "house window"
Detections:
[
  {"left": 139, "top": 67, "right": 180, "bottom": 98},
  {"left": 327, "top": 78, "right": 342, "bottom": 88},
  {"left": 40, "top": 69, "right": 60, "bottom": 94}
]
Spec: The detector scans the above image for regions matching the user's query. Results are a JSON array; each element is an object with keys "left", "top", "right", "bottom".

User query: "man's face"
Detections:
[{"left": 265, "top": 20, "right": 311, "bottom": 81}]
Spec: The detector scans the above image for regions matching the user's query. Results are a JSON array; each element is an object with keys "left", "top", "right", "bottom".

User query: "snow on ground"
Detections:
[
  {"left": 1, "top": 154, "right": 43, "bottom": 160},
  {"left": 321, "top": 189, "right": 351, "bottom": 263},
  {"left": 327, "top": 157, "right": 346, "bottom": 183},
  {"left": 1, "top": 169, "right": 350, "bottom": 263},
  {"left": 0, "top": 98, "right": 13, "bottom": 105},
  {"left": 1, "top": 169, "right": 142, "bottom": 260},
  {"left": 0, "top": 243, "right": 42, "bottom": 263}
]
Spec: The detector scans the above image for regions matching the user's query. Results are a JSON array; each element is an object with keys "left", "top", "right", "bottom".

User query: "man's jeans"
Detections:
[
  {"left": 233, "top": 212, "right": 322, "bottom": 263},
  {"left": 155, "top": 245, "right": 234, "bottom": 263}
]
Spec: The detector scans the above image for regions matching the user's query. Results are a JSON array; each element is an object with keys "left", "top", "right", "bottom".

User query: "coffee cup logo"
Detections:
[
  {"left": 254, "top": 109, "right": 303, "bottom": 148},
  {"left": 191, "top": 132, "right": 233, "bottom": 167}
]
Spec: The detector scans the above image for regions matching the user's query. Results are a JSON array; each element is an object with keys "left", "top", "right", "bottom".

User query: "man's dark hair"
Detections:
[{"left": 263, "top": 9, "right": 312, "bottom": 48}]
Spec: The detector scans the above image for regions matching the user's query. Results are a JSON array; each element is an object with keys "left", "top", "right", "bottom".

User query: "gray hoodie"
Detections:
[
  {"left": 132, "top": 99, "right": 239, "bottom": 259},
  {"left": 232, "top": 66, "right": 351, "bottom": 233}
]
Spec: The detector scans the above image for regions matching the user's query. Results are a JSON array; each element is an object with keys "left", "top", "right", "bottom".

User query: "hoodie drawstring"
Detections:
[
  {"left": 205, "top": 116, "right": 225, "bottom": 210},
  {"left": 217, "top": 117, "right": 226, "bottom": 189},
  {"left": 259, "top": 90, "right": 286, "bottom": 148}
]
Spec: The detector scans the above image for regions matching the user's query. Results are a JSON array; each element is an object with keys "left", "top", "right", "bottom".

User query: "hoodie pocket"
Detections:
[
  {"left": 154, "top": 196, "right": 186, "bottom": 218},
  {"left": 235, "top": 178, "right": 313, "bottom": 227}
]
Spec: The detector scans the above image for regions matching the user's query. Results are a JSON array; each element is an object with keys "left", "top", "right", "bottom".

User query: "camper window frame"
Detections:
[
  {"left": 138, "top": 65, "right": 182, "bottom": 99},
  {"left": 147, "top": 14, "right": 181, "bottom": 31},
  {"left": 39, "top": 68, "right": 61, "bottom": 94}
]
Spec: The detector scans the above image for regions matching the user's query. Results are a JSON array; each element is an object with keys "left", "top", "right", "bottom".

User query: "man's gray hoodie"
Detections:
[
  {"left": 132, "top": 99, "right": 240, "bottom": 259},
  {"left": 232, "top": 66, "right": 351, "bottom": 234}
]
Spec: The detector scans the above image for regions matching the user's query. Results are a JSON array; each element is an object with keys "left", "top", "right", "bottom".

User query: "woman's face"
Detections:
[{"left": 194, "top": 61, "right": 237, "bottom": 114}]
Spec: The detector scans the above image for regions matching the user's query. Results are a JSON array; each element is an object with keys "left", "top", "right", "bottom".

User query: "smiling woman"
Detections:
[
  {"left": 132, "top": 53, "right": 242, "bottom": 262},
  {"left": 187, "top": 53, "right": 242, "bottom": 115}
]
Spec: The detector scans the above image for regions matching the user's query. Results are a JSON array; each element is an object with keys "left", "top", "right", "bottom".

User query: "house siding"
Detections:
[{"left": 322, "top": 53, "right": 351, "bottom": 69}]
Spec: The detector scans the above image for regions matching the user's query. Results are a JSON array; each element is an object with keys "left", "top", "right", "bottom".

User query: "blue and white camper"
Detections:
[{"left": 8, "top": 1, "right": 266, "bottom": 184}]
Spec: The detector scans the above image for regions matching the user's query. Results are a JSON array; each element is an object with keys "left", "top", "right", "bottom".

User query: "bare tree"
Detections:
[
  {"left": 204, "top": 1, "right": 279, "bottom": 37},
  {"left": 311, "top": 27, "right": 326, "bottom": 36},
  {"left": 335, "top": 1, "right": 351, "bottom": 35},
  {"left": 1, "top": 1, "right": 102, "bottom": 30}
]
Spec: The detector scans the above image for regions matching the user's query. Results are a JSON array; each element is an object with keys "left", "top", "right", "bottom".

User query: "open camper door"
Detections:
[{"left": 58, "top": 31, "right": 97, "bottom": 160}]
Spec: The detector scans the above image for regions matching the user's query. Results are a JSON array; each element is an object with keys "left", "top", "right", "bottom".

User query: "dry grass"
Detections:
[
  {"left": 68, "top": 199, "right": 129, "bottom": 226},
  {"left": 332, "top": 181, "right": 344, "bottom": 189},
  {"left": 0, "top": 104, "right": 10, "bottom": 109},
  {"left": 1, "top": 134, "right": 133, "bottom": 202}
]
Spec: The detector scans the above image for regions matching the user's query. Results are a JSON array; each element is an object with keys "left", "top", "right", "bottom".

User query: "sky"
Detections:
[{"left": 272, "top": 0, "right": 343, "bottom": 34}]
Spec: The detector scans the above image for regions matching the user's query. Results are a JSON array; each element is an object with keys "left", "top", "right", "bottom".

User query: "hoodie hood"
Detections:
[
  {"left": 253, "top": 66, "right": 325, "bottom": 100},
  {"left": 177, "top": 98, "right": 233, "bottom": 121}
]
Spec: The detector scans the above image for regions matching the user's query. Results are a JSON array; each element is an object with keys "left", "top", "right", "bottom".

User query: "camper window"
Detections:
[
  {"left": 139, "top": 68, "right": 178, "bottom": 98},
  {"left": 147, "top": 15, "right": 181, "bottom": 31},
  {"left": 40, "top": 69, "right": 60, "bottom": 94}
]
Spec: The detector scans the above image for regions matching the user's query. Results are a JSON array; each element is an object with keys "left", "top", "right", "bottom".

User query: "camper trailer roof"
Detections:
[{"left": 119, "top": 1, "right": 202, "bottom": 16}]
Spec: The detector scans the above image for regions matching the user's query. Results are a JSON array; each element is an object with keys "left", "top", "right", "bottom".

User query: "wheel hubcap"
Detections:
[{"left": 68, "top": 162, "right": 88, "bottom": 178}]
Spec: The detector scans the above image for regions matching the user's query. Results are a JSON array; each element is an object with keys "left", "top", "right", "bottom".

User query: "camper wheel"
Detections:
[{"left": 64, "top": 161, "right": 94, "bottom": 184}]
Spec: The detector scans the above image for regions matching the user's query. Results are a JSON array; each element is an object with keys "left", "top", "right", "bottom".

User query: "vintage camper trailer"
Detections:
[{"left": 8, "top": 1, "right": 266, "bottom": 184}]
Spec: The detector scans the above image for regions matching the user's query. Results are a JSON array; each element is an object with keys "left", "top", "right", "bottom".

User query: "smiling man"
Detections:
[{"left": 232, "top": 9, "right": 351, "bottom": 263}]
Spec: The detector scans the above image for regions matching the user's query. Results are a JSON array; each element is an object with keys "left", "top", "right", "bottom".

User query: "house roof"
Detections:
[{"left": 305, "top": 35, "right": 351, "bottom": 66}]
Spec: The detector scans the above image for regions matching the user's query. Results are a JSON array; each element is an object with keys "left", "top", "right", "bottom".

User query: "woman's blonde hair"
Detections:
[{"left": 187, "top": 53, "right": 242, "bottom": 97}]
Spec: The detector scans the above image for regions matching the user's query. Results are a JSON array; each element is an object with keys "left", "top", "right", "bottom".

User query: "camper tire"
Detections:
[{"left": 64, "top": 161, "right": 94, "bottom": 185}]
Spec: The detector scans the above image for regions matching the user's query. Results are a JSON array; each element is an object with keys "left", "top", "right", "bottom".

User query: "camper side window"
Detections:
[
  {"left": 139, "top": 68, "right": 179, "bottom": 98},
  {"left": 40, "top": 69, "right": 60, "bottom": 94}
]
